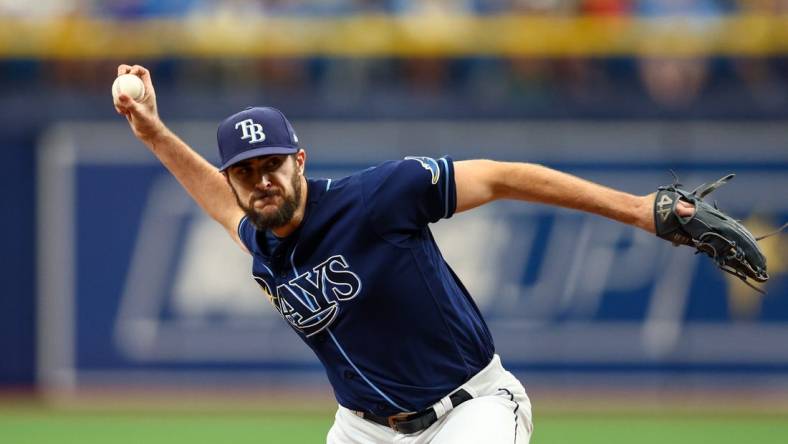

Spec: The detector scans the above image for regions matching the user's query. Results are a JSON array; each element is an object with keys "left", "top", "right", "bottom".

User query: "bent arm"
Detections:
[
  {"left": 114, "top": 64, "right": 246, "bottom": 250},
  {"left": 454, "top": 159, "right": 656, "bottom": 233},
  {"left": 143, "top": 128, "right": 245, "bottom": 244}
]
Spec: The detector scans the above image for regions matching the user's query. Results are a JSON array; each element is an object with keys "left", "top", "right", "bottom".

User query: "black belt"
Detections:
[{"left": 357, "top": 389, "right": 473, "bottom": 434}]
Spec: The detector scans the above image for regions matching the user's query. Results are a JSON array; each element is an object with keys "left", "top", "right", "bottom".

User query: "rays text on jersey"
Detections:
[{"left": 256, "top": 255, "right": 362, "bottom": 336}]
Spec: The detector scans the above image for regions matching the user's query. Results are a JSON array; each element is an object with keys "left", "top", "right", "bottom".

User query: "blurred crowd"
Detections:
[
  {"left": 4, "top": 0, "right": 787, "bottom": 18},
  {"left": 24, "top": 54, "right": 785, "bottom": 117},
  {"left": 0, "top": 0, "right": 786, "bottom": 116}
]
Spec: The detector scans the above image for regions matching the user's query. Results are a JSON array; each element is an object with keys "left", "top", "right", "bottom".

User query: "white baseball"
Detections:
[{"left": 112, "top": 73, "right": 145, "bottom": 102}]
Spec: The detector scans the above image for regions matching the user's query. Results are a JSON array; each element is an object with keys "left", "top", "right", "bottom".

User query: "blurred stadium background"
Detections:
[{"left": 2, "top": 0, "right": 788, "bottom": 443}]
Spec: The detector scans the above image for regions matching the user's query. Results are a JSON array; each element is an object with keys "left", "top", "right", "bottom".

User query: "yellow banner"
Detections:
[{"left": 0, "top": 14, "right": 785, "bottom": 59}]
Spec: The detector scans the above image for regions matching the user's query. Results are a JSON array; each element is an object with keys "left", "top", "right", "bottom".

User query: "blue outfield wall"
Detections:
[
  {"left": 30, "top": 119, "right": 788, "bottom": 393},
  {"left": 0, "top": 139, "right": 36, "bottom": 386},
  {"left": 0, "top": 56, "right": 787, "bottom": 389}
]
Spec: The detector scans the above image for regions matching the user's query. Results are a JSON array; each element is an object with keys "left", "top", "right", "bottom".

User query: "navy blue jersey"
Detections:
[{"left": 237, "top": 156, "right": 495, "bottom": 416}]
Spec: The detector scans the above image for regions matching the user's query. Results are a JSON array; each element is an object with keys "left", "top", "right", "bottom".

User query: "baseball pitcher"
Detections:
[{"left": 113, "top": 64, "right": 772, "bottom": 444}]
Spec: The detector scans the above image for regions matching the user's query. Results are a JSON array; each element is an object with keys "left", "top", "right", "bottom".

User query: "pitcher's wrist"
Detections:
[
  {"left": 638, "top": 193, "right": 657, "bottom": 233},
  {"left": 141, "top": 120, "right": 169, "bottom": 147}
]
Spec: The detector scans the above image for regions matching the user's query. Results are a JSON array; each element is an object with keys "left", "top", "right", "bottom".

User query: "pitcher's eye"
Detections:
[{"left": 264, "top": 157, "right": 285, "bottom": 171}]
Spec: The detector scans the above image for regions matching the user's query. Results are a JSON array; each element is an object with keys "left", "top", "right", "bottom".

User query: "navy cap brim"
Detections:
[{"left": 218, "top": 146, "right": 298, "bottom": 171}]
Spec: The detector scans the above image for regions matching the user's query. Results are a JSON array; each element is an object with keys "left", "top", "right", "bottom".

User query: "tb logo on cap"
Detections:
[{"left": 235, "top": 119, "right": 266, "bottom": 144}]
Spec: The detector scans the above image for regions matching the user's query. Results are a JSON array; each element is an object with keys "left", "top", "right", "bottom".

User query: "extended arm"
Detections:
[
  {"left": 113, "top": 64, "right": 246, "bottom": 250},
  {"left": 454, "top": 159, "right": 691, "bottom": 233}
]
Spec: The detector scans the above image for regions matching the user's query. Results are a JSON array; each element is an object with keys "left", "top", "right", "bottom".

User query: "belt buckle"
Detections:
[{"left": 386, "top": 412, "right": 412, "bottom": 432}]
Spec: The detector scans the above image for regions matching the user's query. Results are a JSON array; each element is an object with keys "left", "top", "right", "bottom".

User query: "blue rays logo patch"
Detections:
[{"left": 404, "top": 156, "right": 441, "bottom": 185}]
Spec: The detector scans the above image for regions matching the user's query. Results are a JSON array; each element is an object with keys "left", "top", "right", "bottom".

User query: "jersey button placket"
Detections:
[{"left": 275, "top": 262, "right": 287, "bottom": 279}]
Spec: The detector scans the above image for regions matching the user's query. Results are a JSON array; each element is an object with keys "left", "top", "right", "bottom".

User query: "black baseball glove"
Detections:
[{"left": 654, "top": 173, "right": 785, "bottom": 293}]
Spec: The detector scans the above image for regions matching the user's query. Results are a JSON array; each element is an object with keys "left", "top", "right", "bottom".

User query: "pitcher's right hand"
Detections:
[{"left": 113, "top": 64, "right": 165, "bottom": 143}]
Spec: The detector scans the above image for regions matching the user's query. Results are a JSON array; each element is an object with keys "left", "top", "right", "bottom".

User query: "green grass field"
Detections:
[{"left": 3, "top": 408, "right": 788, "bottom": 444}]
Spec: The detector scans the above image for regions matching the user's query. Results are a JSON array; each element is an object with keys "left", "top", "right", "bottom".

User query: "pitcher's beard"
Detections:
[{"left": 235, "top": 173, "right": 302, "bottom": 231}]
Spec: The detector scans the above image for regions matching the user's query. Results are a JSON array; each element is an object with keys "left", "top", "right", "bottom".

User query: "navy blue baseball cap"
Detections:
[{"left": 217, "top": 106, "right": 300, "bottom": 171}]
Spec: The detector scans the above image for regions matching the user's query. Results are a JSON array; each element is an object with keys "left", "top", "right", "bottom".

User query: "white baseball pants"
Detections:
[{"left": 326, "top": 355, "right": 533, "bottom": 444}]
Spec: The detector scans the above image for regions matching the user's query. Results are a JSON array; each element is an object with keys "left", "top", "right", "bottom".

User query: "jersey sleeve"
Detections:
[
  {"left": 236, "top": 216, "right": 257, "bottom": 253},
  {"left": 361, "top": 156, "right": 457, "bottom": 235}
]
